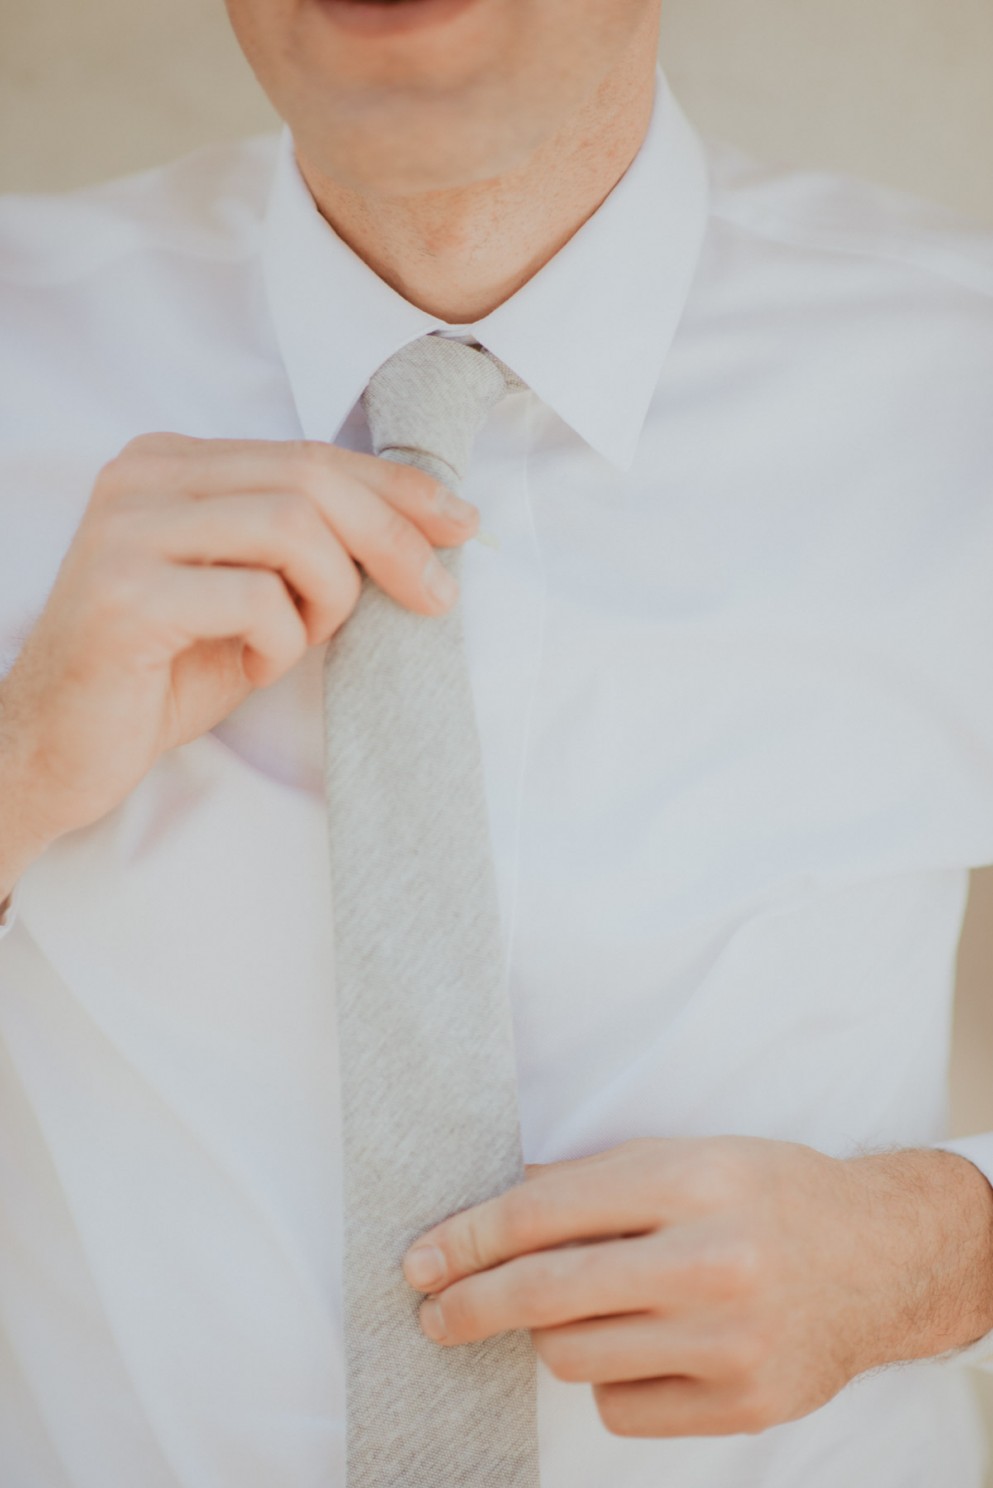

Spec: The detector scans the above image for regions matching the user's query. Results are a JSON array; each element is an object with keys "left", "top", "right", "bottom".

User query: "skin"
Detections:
[
  {"left": 404, "top": 1139, "right": 993, "bottom": 1437},
  {"left": 224, "top": 0, "right": 663, "bottom": 319},
  {"left": 2, "top": 0, "right": 992, "bottom": 1443},
  {"left": 0, "top": 434, "right": 478, "bottom": 884}
]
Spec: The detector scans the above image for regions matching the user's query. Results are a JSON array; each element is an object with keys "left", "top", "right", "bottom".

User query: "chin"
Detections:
[{"left": 295, "top": 98, "right": 547, "bottom": 196}]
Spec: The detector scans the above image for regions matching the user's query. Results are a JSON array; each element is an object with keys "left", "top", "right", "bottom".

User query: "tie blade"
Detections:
[{"left": 326, "top": 332, "right": 539, "bottom": 1485}]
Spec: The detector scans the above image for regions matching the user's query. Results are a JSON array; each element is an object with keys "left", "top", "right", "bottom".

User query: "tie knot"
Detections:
[{"left": 362, "top": 335, "right": 524, "bottom": 495}]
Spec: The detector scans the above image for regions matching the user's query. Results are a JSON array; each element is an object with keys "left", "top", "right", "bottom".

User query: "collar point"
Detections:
[
  {"left": 579, "top": 419, "right": 644, "bottom": 474},
  {"left": 596, "top": 439, "right": 640, "bottom": 475}
]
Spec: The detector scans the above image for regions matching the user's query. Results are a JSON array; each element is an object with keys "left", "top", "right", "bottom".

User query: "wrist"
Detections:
[{"left": 844, "top": 1148, "right": 993, "bottom": 1370}]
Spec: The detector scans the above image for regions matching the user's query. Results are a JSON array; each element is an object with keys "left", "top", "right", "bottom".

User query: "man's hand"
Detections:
[
  {"left": 0, "top": 432, "right": 478, "bottom": 895},
  {"left": 403, "top": 1137, "right": 993, "bottom": 1439}
]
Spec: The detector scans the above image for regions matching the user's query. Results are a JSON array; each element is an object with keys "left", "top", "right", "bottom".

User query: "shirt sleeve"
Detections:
[{"left": 928, "top": 1135, "right": 993, "bottom": 1369}]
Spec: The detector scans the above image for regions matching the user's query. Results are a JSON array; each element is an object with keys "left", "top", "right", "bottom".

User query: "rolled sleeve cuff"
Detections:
[{"left": 929, "top": 1134, "right": 993, "bottom": 1369}]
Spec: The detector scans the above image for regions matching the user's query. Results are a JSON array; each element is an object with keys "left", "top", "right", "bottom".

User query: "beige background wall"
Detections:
[{"left": 3, "top": 0, "right": 993, "bottom": 1467}]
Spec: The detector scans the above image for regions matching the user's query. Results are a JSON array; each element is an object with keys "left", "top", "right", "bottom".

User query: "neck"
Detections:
[{"left": 296, "top": 39, "right": 659, "bottom": 324}]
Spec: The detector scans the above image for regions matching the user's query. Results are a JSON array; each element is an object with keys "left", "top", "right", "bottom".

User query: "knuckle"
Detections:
[
  {"left": 112, "top": 434, "right": 161, "bottom": 467},
  {"left": 386, "top": 459, "right": 441, "bottom": 505},
  {"left": 290, "top": 443, "right": 353, "bottom": 503},
  {"left": 118, "top": 431, "right": 187, "bottom": 458},
  {"left": 287, "top": 444, "right": 338, "bottom": 501},
  {"left": 684, "top": 1147, "right": 749, "bottom": 1211},
  {"left": 684, "top": 1167, "right": 727, "bottom": 1213},
  {"left": 90, "top": 459, "right": 125, "bottom": 504},
  {"left": 91, "top": 452, "right": 153, "bottom": 508},
  {"left": 452, "top": 1213, "right": 491, "bottom": 1277},
  {"left": 510, "top": 1263, "right": 554, "bottom": 1323},
  {"left": 92, "top": 449, "right": 167, "bottom": 509},
  {"left": 102, "top": 432, "right": 191, "bottom": 482},
  {"left": 377, "top": 507, "right": 425, "bottom": 567},
  {"left": 500, "top": 1185, "right": 546, "bottom": 1253},
  {"left": 292, "top": 439, "right": 334, "bottom": 466}
]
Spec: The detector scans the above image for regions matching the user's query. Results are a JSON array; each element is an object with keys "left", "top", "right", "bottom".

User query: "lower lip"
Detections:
[{"left": 316, "top": 0, "right": 480, "bottom": 37}]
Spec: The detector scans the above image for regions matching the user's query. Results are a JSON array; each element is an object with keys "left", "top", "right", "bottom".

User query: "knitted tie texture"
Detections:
[{"left": 322, "top": 334, "right": 540, "bottom": 1488}]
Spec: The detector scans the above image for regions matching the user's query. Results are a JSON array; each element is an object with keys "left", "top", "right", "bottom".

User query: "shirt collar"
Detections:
[{"left": 261, "top": 66, "right": 709, "bottom": 472}]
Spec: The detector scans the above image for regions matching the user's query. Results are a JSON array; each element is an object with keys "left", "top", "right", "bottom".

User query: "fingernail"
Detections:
[
  {"left": 404, "top": 1245, "right": 447, "bottom": 1291},
  {"left": 424, "top": 558, "right": 458, "bottom": 609},
  {"left": 420, "top": 1298, "right": 447, "bottom": 1342},
  {"left": 438, "top": 489, "right": 478, "bottom": 527}
]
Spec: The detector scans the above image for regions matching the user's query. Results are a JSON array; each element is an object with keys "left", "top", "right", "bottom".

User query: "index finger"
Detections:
[
  {"left": 113, "top": 437, "right": 480, "bottom": 550},
  {"left": 403, "top": 1146, "right": 661, "bottom": 1294}
]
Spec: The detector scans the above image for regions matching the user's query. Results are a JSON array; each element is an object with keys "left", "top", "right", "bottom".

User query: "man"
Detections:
[{"left": 2, "top": 0, "right": 993, "bottom": 1483}]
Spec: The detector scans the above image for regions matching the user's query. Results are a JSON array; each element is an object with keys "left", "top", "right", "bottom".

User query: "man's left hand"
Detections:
[{"left": 403, "top": 1136, "right": 993, "bottom": 1438}]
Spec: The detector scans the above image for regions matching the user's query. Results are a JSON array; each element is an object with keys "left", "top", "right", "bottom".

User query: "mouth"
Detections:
[{"left": 316, "top": 0, "right": 480, "bottom": 37}]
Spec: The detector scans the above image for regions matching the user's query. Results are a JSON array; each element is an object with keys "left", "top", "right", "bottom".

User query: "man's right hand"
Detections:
[{"left": 0, "top": 432, "right": 479, "bottom": 897}]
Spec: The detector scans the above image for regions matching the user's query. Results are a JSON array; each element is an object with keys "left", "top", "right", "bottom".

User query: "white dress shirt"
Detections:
[{"left": 2, "top": 66, "right": 993, "bottom": 1488}]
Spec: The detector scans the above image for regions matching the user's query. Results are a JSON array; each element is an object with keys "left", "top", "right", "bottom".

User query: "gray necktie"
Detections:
[{"left": 322, "top": 335, "right": 540, "bottom": 1487}]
